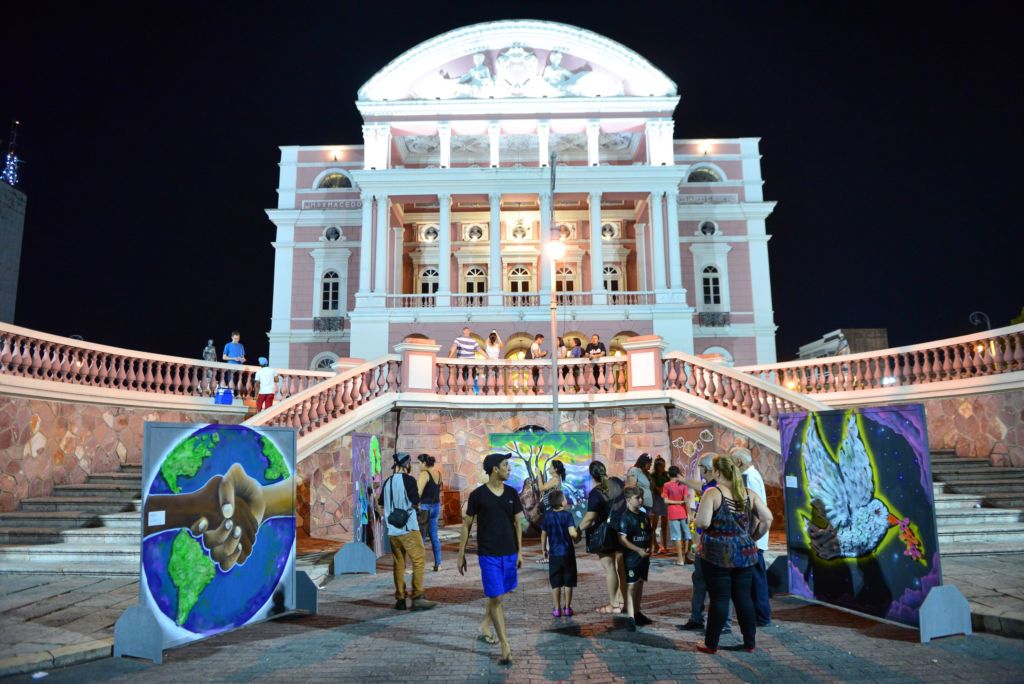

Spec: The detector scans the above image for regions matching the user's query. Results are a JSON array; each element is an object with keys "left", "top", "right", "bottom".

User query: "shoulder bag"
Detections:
[{"left": 386, "top": 476, "right": 412, "bottom": 529}]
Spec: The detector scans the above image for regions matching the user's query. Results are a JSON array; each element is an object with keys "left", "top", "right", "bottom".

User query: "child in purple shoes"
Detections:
[{"left": 541, "top": 490, "right": 579, "bottom": 617}]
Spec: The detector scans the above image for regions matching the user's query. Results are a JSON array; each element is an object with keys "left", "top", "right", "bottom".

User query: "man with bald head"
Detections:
[{"left": 732, "top": 447, "right": 771, "bottom": 627}]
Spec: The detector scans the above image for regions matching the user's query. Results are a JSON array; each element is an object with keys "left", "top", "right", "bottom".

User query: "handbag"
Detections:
[{"left": 386, "top": 476, "right": 412, "bottom": 529}]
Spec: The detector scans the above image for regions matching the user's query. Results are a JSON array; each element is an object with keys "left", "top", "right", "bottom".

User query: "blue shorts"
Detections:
[
  {"left": 669, "top": 519, "right": 692, "bottom": 542},
  {"left": 479, "top": 554, "right": 518, "bottom": 598}
]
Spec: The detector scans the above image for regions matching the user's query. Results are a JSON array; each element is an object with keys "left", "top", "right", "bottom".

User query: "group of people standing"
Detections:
[
  {"left": 202, "top": 332, "right": 279, "bottom": 410},
  {"left": 377, "top": 446, "right": 773, "bottom": 664}
]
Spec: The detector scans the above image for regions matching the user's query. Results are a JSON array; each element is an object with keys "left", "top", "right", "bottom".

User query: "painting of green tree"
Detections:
[{"left": 487, "top": 431, "right": 592, "bottom": 530}]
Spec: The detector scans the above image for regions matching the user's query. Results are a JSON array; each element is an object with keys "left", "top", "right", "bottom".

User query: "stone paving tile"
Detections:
[{"left": 5, "top": 545, "right": 1022, "bottom": 684}]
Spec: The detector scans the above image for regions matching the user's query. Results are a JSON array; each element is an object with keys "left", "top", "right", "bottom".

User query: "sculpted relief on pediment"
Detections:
[{"left": 412, "top": 45, "right": 625, "bottom": 100}]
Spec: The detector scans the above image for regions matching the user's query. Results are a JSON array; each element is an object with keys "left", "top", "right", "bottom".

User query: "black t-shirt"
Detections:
[
  {"left": 466, "top": 484, "right": 523, "bottom": 556},
  {"left": 618, "top": 508, "right": 651, "bottom": 550},
  {"left": 585, "top": 342, "right": 607, "bottom": 357}
]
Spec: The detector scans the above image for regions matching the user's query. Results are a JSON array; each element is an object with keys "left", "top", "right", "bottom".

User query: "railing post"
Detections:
[
  {"left": 395, "top": 337, "right": 440, "bottom": 393},
  {"left": 623, "top": 335, "right": 666, "bottom": 391}
]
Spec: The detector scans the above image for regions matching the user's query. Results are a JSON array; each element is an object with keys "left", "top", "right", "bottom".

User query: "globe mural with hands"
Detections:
[{"left": 141, "top": 424, "right": 295, "bottom": 636}]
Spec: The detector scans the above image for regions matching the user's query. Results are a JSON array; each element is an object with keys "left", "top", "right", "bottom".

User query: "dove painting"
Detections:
[{"left": 780, "top": 405, "right": 942, "bottom": 628}]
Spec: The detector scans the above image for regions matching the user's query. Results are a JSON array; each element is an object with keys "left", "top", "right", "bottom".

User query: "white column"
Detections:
[
  {"left": 586, "top": 120, "right": 601, "bottom": 166},
  {"left": 539, "top": 191, "right": 552, "bottom": 304},
  {"left": 357, "top": 193, "right": 373, "bottom": 296},
  {"left": 748, "top": 221, "right": 777, "bottom": 363},
  {"left": 437, "top": 193, "right": 452, "bottom": 307},
  {"left": 488, "top": 192, "right": 502, "bottom": 304},
  {"left": 635, "top": 222, "right": 648, "bottom": 292},
  {"left": 537, "top": 121, "right": 550, "bottom": 166},
  {"left": 650, "top": 191, "right": 667, "bottom": 292},
  {"left": 488, "top": 122, "right": 501, "bottom": 167},
  {"left": 666, "top": 189, "right": 683, "bottom": 290},
  {"left": 392, "top": 227, "right": 404, "bottom": 294},
  {"left": 660, "top": 120, "right": 675, "bottom": 166},
  {"left": 589, "top": 191, "right": 606, "bottom": 304},
  {"left": 268, "top": 220, "right": 295, "bottom": 369},
  {"left": 438, "top": 123, "right": 451, "bottom": 168},
  {"left": 373, "top": 195, "right": 389, "bottom": 299}
]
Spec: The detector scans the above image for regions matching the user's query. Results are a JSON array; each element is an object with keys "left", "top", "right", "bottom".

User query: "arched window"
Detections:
[
  {"left": 419, "top": 267, "right": 439, "bottom": 294},
  {"left": 318, "top": 173, "right": 352, "bottom": 189},
  {"left": 603, "top": 265, "right": 622, "bottom": 292},
  {"left": 702, "top": 266, "right": 722, "bottom": 305},
  {"left": 310, "top": 352, "right": 339, "bottom": 371},
  {"left": 508, "top": 266, "right": 531, "bottom": 293},
  {"left": 688, "top": 167, "right": 721, "bottom": 183},
  {"left": 465, "top": 266, "right": 487, "bottom": 293},
  {"left": 321, "top": 270, "right": 340, "bottom": 312}
]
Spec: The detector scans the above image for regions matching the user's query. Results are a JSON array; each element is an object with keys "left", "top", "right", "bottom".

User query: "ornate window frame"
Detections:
[
  {"left": 461, "top": 223, "right": 489, "bottom": 242},
  {"left": 686, "top": 162, "right": 728, "bottom": 183},
  {"left": 310, "top": 351, "right": 340, "bottom": 371},
  {"left": 600, "top": 221, "right": 621, "bottom": 240},
  {"left": 689, "top": 242, "right": 731, "bottom": 313},
  {"left": 418, "top": 224, "right": 440, "bottom": 242},
  {"left": 312, "top": 168, "right": 357, "bottom": 190}
]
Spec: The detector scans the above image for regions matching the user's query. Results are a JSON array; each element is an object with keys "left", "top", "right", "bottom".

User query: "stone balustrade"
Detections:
[
  {"left": 434, "top": 357, "right": 629, "bottom": 396},
  {"left": 249, "top": 356, "right": 403, "bottom": 437},
  {"left": 663, "top": 351, "right": 826, "bottom": 428},
  {"left": 737, "top": 323, "right": 1024, "bottom": 394},
  {"left": 0, "top": 323, "right": 332, "bottom": 401}
]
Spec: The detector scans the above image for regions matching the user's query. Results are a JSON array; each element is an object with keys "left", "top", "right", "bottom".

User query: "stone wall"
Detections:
[
  {"left": 921, "top": 390, "right": 1024, "bottom": 467},
  {"left": 299, "top": 404, "right": 790, "bottom": 541},
  {"left": 667, "top": 409, "right": 784, "bottom": 530},
  {"left": 295, "top": 411, "right": 398, "bottom": 539},
  {"left": 0, "top": 395, "right": 245, "bottom": 512}
]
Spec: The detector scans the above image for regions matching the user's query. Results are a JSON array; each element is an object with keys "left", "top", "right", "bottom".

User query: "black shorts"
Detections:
[
  {"left": 625, "top": 554, "right": 650, "bottom": 584},
  {"left": 548, "top": 554, "right": 578, "bottom": 588}
]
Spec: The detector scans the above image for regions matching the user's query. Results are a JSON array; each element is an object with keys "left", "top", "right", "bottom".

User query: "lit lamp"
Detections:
[{"left": 545, "top": 236, "right": 567, "bottom": 427}]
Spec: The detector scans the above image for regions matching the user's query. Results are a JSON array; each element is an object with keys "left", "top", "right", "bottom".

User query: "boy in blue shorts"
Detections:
[
  {"left": 540, "top": 490, "right": 578, "bottom": 617},
  {"left": 457, "top": 452, "right": 525, "bottom": 665}
]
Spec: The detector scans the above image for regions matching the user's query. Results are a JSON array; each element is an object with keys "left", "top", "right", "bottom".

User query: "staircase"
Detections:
[
  {"left": 0, "top": 466, "right": 142, "bottom": 575},
  {"left": 931, "top": 450, "right": 1024, "bottom": 556}
]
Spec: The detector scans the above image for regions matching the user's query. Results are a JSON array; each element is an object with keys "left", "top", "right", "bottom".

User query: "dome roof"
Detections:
[{"left": 358, "top": 19, "right": 677, "bottom": 102}]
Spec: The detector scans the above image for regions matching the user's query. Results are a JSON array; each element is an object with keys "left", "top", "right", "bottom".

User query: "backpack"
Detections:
[{"left": 586, "top": 476, "right": 626, "bottom": 554}]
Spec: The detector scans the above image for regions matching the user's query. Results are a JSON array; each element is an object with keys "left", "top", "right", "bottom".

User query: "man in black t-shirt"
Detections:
[
  {"left": 457, "top": 452, "right": 525, "bottom": 665},
  {"left": 585, "top": 334, "right": 607, "bottom": 359}
]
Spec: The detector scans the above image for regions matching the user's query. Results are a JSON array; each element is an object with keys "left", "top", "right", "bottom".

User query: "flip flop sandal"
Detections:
[{"left": 477, "top": 633, "right": 498, "bottom": 645}]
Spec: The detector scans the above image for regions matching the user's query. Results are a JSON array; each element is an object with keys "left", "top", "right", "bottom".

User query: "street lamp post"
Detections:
[
  {"left": 969, "top": 311, "right": 992, "bottom": 330},
  {"left": 544, "top": 151, "right": 564, "bottom": 430}
]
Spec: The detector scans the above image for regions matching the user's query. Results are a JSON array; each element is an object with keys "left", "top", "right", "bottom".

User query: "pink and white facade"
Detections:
[{"left": 266, "top": 20, "right": 777, "bottom": 370}]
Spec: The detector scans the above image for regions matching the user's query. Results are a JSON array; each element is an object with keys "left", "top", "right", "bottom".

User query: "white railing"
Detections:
[{"left": 737, "top": 324, "right": 1024, "bottom": 394}]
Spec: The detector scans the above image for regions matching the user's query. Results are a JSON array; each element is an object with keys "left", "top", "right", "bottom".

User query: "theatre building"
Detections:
[{"left": 265, "top": 19, "right": 777, "bottom": 370}]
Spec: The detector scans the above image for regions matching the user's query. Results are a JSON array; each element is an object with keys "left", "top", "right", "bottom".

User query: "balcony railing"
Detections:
[
  {"left": 698, "top": 311, "right": 731, "bottom": 327},
  {"left": 382, "top": 291, "right": 657, "bottom": 309},
  {"left": 313, "top": 316, "right": 345, "bottom": 332},
  {"left": 435, "top": 357, "right": 629, "bottom": 396},
  {"left": 736, "top": 323, "right": 1024, "bottom": 394},
  {"left": 0, "top": 323, "right": 334, "bottom": 401}
]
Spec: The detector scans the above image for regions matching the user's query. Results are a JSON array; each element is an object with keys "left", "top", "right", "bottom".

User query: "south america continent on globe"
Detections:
[{"left": 168, "top": 529, "right": 216, "bottom": 625}]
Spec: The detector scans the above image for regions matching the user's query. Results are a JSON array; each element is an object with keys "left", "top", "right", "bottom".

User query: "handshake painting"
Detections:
[{"left": 144, "top": 463, "right": 293, "bottom": 572}]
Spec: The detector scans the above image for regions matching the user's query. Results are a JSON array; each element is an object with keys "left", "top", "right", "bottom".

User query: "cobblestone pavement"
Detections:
[{"left": 7, "top": 543, "right": 1024, "bottom": 683}]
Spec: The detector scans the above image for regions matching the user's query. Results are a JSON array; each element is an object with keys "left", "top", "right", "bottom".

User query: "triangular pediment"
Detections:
[{"left": 359, "top": 20, "right": 676, "bottom": 102}]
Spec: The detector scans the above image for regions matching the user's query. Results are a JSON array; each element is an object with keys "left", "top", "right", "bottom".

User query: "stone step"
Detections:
[
  {"left": 936, "top": 523, "right": 1024, "bottom": 544},
  {"left": 933, "top": 494, "right": 986, "bottom": 510},
  {"left": 0, "top": 543, "right": 140, "bottom": 564},
  {"left": 97, "top": 512, "right": 142, "bottom": 529},
  {"left": 938, "top": 542, "right": 1024, "bottom": 557},
  {"left": 984, "top": 494, "right": 1024, "bottom": 508},
  {"left": 935, "top": 507, "right": 1024, "bottom": 525},
  {"left": 88, "top": 472, "right": 143, "bottom": 485},
  {"left": 0, "top": 560, "right": 139, "bottom": 576},
  {"left": 934, "top": 469, "right": 1024, "bottom": 482},
  {"left": 60, "top": 527, "right": 140, "bottom": 545},
  {"left": 19, "top": 497, "right": 140, "bottom": 513},
  {"left": 946, "top": 481, "right": 1024, "bottom": 494},
  {"left": 0, "top": 527, "right": 62, "bottom": 544},
  {"left": 933, "top": 456, "right": 995, "bottom": 466},
  {"left": 0, "top": 510, "right": 103, "bottom": 529},
  {"left": 51, "top": 483, "right": 140, "bottom": 498}
]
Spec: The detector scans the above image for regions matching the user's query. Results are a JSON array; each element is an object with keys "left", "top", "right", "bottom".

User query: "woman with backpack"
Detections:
[{"left": 578, "top": 461, "right": 628, "bottom": 615}]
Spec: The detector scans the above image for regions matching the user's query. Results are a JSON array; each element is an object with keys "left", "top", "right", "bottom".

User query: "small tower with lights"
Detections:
[{"left": 0, "top": 120, "right": 26, "bottom": 322}]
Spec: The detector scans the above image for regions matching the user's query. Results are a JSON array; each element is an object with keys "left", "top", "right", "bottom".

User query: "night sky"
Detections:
[{"left": 4, "top": 3, "right": 1020, "bottom": 362}]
